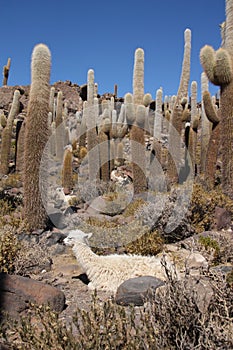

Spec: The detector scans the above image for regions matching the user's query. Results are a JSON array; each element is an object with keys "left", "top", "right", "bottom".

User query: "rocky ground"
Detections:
[{"left": 0, "top": 82, "right": 233, "bottom": 347}]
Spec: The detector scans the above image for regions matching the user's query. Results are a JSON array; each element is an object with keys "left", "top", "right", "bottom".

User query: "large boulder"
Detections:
[
  {"left": 0, "top": 273, "right": 65, "bottom": 320},
  {"left": 115, "top": 276, "right": 165, "bottom": 306}
]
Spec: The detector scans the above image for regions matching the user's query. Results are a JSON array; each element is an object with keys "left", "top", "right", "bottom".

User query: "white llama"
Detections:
[{"left": 64, "top": 229, "right": 172, "bottom": 294}]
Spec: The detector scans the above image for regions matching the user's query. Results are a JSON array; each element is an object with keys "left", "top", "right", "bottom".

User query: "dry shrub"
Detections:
[
  {"left": 1, "top": 265, "right": 232, "bottom": 349},
  {"left": 150, "top": 259, "right": 233, "bottom": 349},
  {"left": 13, "top": 239, "right": 52, "bottom": 276},
  {"left": 190, "top": 183, "right": 233, "bottom": 233},
  {"left": 0, "top": 229, "right": 21, "bottom": 273}
]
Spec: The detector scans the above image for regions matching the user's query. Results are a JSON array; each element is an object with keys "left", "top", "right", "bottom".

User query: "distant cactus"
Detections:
[
  {"left": 167, "top": 29, "right": 192, "bottom": 183},
  {"left": 62, "top": 145, "right": 74, "bottom": 191},
  {"left": 49, "top": 86, "right": 55, "bottom": 116},
  {"left": 86, "top": 69, "right": 100, "bottom": 181},
  {"left": 98, "top": 109, "right": 111, "bottom": 182},
  {"left": 133, "top": 48, "right": 144, "bottom": 105},
  {"left": 2, "top": 58, "right": 11, "bottom": 86},
  {"left": 153, "top": 88, "right": 163, "bottom": 165},
  {"left": 0, "top": 89, "right": 20, "bottom": 174},
  {"left": 167, "top": 104, "right": 183, "bottom": 183},
  {"left": 143, "top": 93, "right": 152, "bottom": 107},
  {"left": 130, "top": 104, "right": 147, "bottom": 194},
  {"left": 177, "top": 28, "right": 191, "bottom": 103},
  {"left": 23, "top": 43, "right": 51, "bottom": 230},
  {"left": 55, "top": 90, "right": 65, "bottom": 161},
  {"left": 188, "top": 81, "right": 199, "bottom": 172},
  {"left": 124, "top": 92, "right": 135, "bottom": 125},
  {"left": 200, "top": 72, "right": 211, "bottom": 174}
]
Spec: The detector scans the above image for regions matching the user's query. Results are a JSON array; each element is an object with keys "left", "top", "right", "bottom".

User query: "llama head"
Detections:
[{"left": 64, "top": 229, "right": 93, "bottom": 246}]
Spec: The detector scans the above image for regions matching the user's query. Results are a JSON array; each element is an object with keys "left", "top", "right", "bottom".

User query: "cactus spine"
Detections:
[
  {"left": 200, "top": 0, "right": 233, "bottom": 197},
  {"left": 23, "top": 43, "right": 51, "bottom": 230}
]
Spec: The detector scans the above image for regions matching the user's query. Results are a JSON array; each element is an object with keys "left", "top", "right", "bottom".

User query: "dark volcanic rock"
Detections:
[{"left": 115, "top": 276, "right": 165, "bottom": 306}]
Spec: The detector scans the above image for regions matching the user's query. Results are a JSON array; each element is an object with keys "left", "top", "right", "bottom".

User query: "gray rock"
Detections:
[
  {"left": 47, "top": 206, "right": 67, "bottom": 229},
  {"left": 115, "top": 276, "right": 165, "bottom": 306}
]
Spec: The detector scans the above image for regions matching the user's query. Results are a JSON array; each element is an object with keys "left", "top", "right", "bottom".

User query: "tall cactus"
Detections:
[
  {"left": 200, "top": 0, "right": 233, "bottom": 197},
  {"left": 188, "top": 81, "right": 199, "bottom": 173},
  {"left": 176, "top": 28, "right": 192, "bottom": 104},
  {"left": 133, "top": 48, "right": 144, "bottom": 105},
  {"left": 130, "top": 105, "right": 147, "bottom": 194},
  {"left": 202, "top": 91, "right": 220, "bottom": 188},
  {"left": 167, "top": 28, "right": 192, "bottom": 183},
  {"left": 152, "top": 88, "right": 163, "bottom": 165},
  {"left": 23, "top": 43, "right": 51, "bottom": 230},
  {"left": 86, "top": 69, "right": 100, "bottom": 181},
  {"left": 62, "top": 145, "right": 73, "bottom": 191},
  {"left": 55, "top": 90, "right": 65, "bottom": 161},
  {"left": 200, "top": 72, "right": 211, "bottom": 174}
]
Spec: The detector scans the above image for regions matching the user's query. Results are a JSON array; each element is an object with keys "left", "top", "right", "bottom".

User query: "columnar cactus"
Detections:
[
  {"left": 23, "top": 43, "right": 51, "bottom": 230},
  {"left": 130, "top": 105, "right": 147, "bottom": 194},
  {"left": 200, "top": 72, "right": 211, "bottom": 174},
  {"left": 0, "top": 89, "right": 20, "bottom": 174},
  {"left": 98, "top": 109, "right": 111, "bottom": 182},
  {"left": 202, "top": 90, "right": 220, "bottom": 188},
  {"left": 152, "top": 88, "right": 163, "bottom": 165},
  {"left": 49, "top": 86, "right": 55, "bottom": 117},
  {"left": 167, "top": 104, "right": 183, "bottom": 183},
  {"left": 200, "top": 0, "right": 233, "bottom": 197},
  {"left": 167, "top": 29, "right": 192, "bottom": 183},
  {"left": 55, "top": 90, "right": 65, "bottom": 161},
  {"left": 124, "top": 92, "right": 135, "bottom": 126},
  {"left": 86, "top": 69, "right": 100, "bottom": 181},
  {"left": 62, "top": 145, "right": 74, "bottom": 191},
  {"left": 2, "top": 58, "right": 11, "bottom": 86},
  {"left": 133, "top": 48, "right": 144, "bottom": 105},
  {"left": 176, "top": 28, "right": 191, "bottom": 103},
  {"left": 188, "top": 81, "right": 199, "bottom": 172},
  {"left": 78, "top": 101, "right": 87, "bottom": 148},
  {"left": 15, "top": 119, "right": 25, "bottom": 172}
]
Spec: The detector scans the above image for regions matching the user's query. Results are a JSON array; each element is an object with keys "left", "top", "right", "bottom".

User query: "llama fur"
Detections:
[{"left": 64, "top": 229, "right": 173, "bottom": 294}]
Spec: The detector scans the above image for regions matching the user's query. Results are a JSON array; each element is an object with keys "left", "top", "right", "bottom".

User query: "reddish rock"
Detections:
[
  {"left": 0, "top": 273, "right": 65, "bottom": 319},
  {"left": 214, "top": 206, "right": 231, "bottom": 230}
]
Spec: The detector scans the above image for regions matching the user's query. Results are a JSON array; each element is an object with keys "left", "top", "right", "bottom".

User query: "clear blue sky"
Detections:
[{"left": 1, "top": 1, "right": 225, "bottom": 101}]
